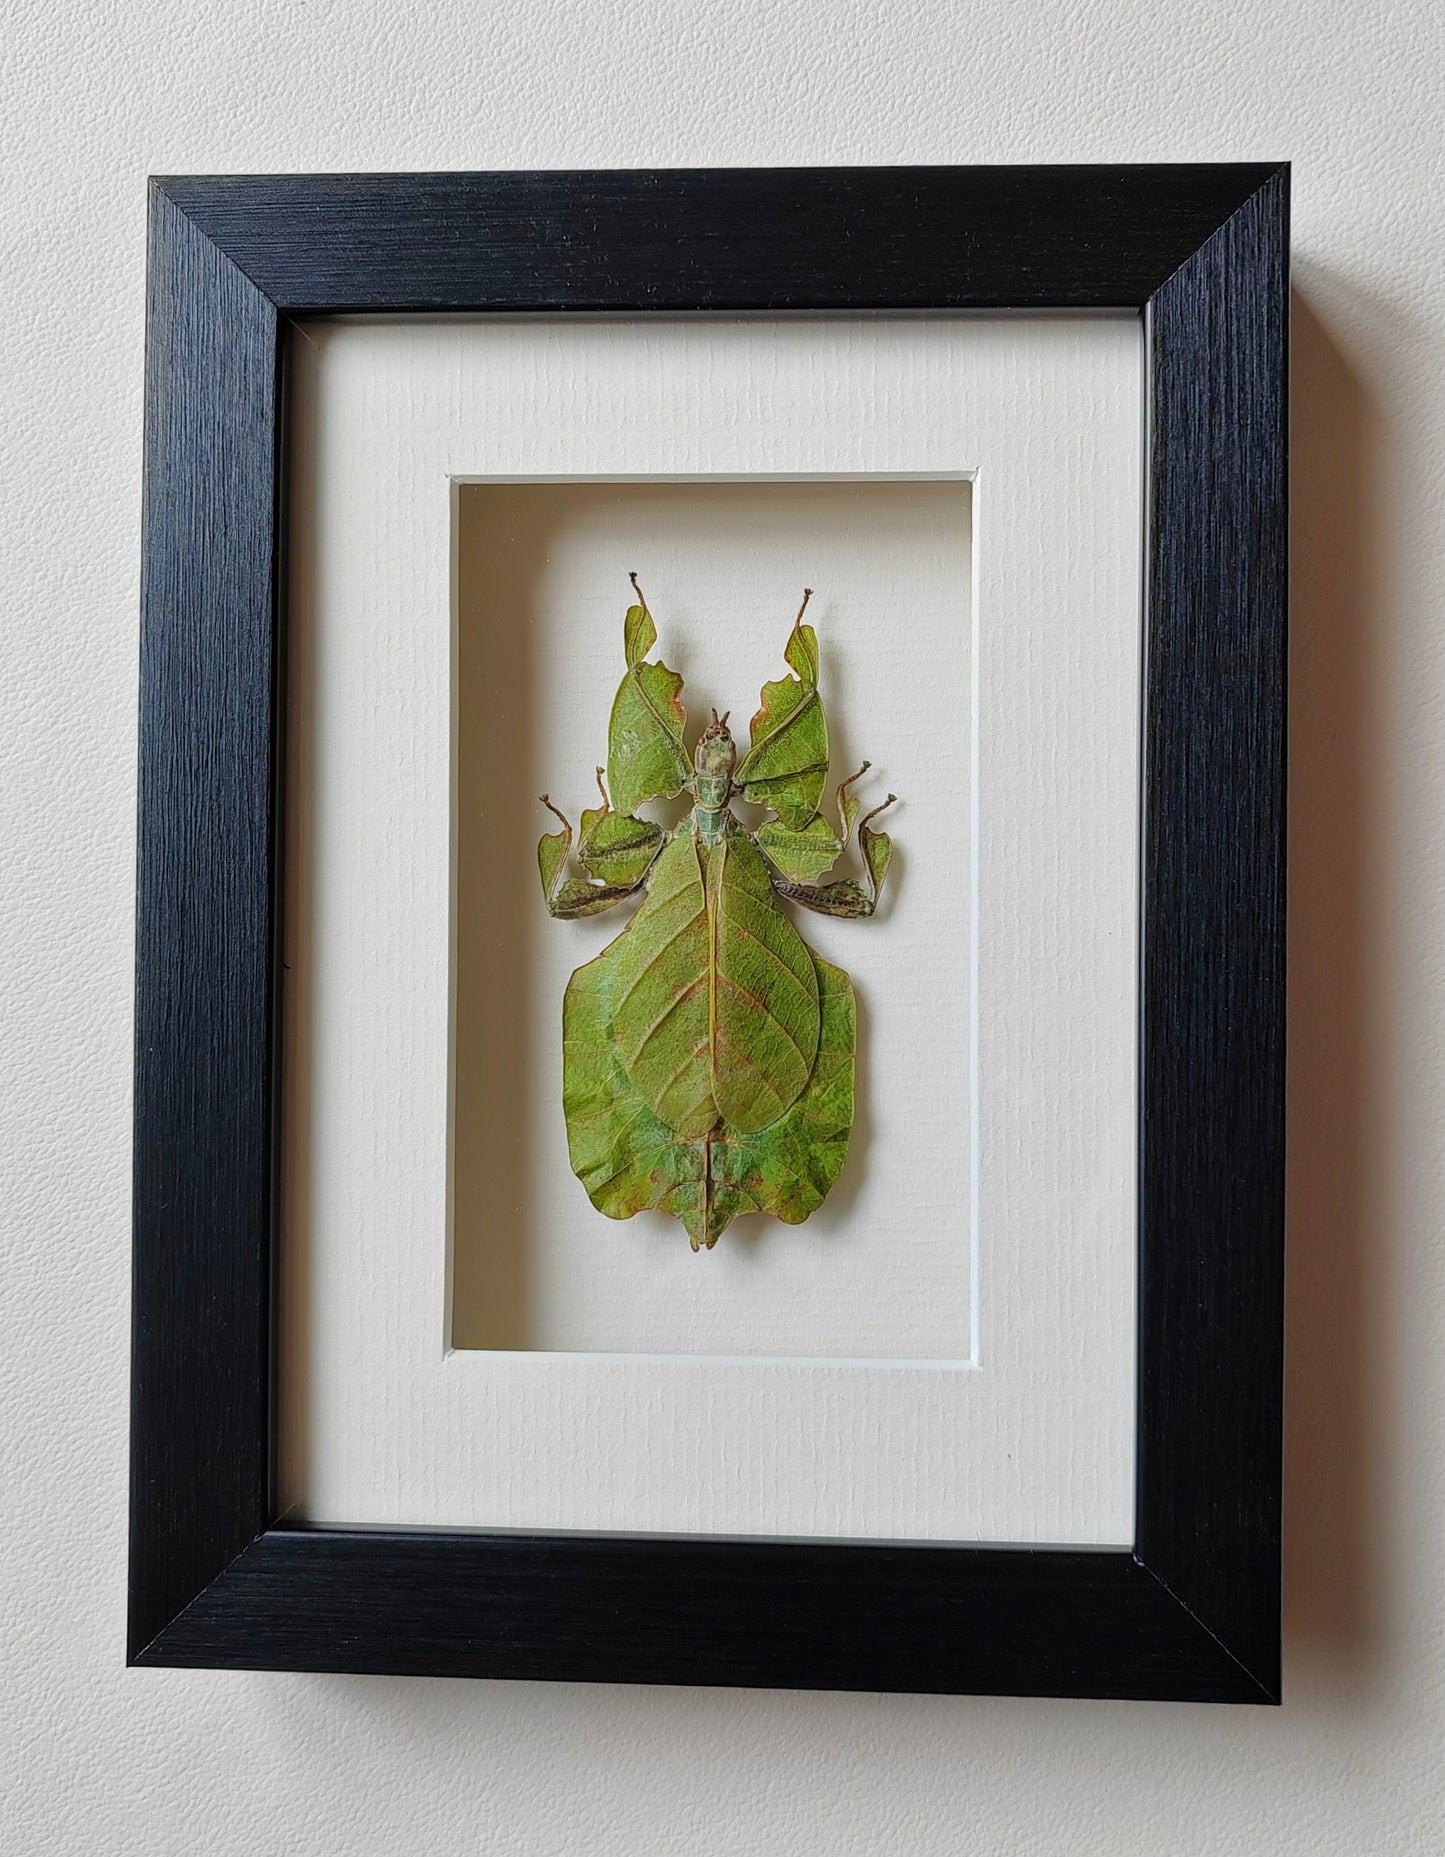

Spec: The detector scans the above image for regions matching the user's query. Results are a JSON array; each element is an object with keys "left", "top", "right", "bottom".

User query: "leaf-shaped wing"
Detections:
[
  {"left": 563, "top": 953, "right": 701, "bottom": 1219},
  {"left": 707, "top": 829, "right": 820, "bottom": 1135},
  {"left": 734, "top": 616, "right": 829, "bottom": 828},
  {"left": 604, "top": 833, "right": 717, "bottom": 1140},
  {"left": 709, "top": 954, "right": 854, "bottom": 1231},
  {"left": 754, "top": 812, "right": 843, "bottom": 885},
  {"left": 601, "top": 825, "right": 823, "bottom": 1147},
  {"left": 562, "top": 942, "right": 855, "bottom": 1248},
  {"left": 606, "top": 597, "right": 690, "bottom": 815}
]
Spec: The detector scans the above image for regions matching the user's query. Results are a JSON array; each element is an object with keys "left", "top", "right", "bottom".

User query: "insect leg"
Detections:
[
  {"left": 537, "top": 796, "right": 660, "bottom": 918},
  {"left": 768, "top": 790, "right": 897, "bottom": 918}
]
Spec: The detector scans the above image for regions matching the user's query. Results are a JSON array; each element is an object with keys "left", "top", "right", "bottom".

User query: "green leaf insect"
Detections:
[{"left": 538, "top": 575, "right": 897, "bottom": 1251}]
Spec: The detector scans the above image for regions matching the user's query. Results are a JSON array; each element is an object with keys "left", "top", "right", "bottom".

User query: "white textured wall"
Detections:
[{"left": 3, "top": 1, "right": 1443, "bottom": 1851}]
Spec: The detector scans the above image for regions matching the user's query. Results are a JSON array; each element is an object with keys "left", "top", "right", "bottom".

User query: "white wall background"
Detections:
[{"left": 2, "top": 1, "right": 1442, "bottom": 1851}]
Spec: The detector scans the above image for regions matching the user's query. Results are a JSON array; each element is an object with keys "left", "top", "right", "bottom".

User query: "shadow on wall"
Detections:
[{"left": 1284, "top": 290, "right": 1387, "bottom": 1686}]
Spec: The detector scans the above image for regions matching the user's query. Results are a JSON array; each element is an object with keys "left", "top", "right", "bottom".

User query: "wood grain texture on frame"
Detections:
[{"left": 130, "top": 165, "right": 1287, "bottom": 1700}]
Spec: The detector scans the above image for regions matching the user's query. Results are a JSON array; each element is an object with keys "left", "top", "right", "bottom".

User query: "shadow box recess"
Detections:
[{"left": 130, "top": 164, "right": 1287, "bottom": 1702}]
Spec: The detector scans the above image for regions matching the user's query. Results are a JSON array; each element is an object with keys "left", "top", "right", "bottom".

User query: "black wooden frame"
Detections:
[{"left": 131, "top": 166, "right": 1287, "bottom": 1700}]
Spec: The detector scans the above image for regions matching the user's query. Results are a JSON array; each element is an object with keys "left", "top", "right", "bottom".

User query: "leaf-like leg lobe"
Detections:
[
  {"left": 537, "top": 795, "right": 664, "bottom": 918},
  {"left": 767, "top": 788, "right": 897, "bottom": 918}
]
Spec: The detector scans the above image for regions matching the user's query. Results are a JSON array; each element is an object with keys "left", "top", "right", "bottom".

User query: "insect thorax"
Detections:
[{"left": 693, "top": 714, "right": 736, "bottom": 844}]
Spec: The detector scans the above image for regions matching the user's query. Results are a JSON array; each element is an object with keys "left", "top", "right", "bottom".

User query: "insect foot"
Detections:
[{"left": 540, "top": 576, "right": 897, "bottom": 1248}]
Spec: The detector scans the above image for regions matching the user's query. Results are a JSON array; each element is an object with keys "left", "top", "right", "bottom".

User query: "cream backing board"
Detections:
[
  {"left": 280, "top": 316, "right": 1142, "bottom": 1544},
  {"left": 451, "top": 477, "right": 973, "bottom": 1358}
]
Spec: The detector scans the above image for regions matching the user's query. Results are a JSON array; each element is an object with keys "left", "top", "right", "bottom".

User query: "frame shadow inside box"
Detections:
[{"left": 449, "top": 476, "right": 972, "bottom": 1361}]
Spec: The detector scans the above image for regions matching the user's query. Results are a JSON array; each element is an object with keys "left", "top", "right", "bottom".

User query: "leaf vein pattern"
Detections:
[
  {"left": 715, "top": 972, "right": 813, "bottom": 1070},
  {"left": 653, "top": 1040, "right": 715, "bottom": 1111},
  {"left": 719, "top": 898, "right": 815, "bottom": 1005},
  {"left": 624, "top": 975, "right": 708, "bottom": 1069},
  {"left": 745, "top": 688, "right": 819, "bottom": 764},
  {"left": 612, "top": 908, "right": 704, "bottom": 1016}
]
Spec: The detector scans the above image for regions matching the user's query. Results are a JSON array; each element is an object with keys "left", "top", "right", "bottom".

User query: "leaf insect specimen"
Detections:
[{"left": 538, "top": 576, "right": 896, "bottom": 1250}]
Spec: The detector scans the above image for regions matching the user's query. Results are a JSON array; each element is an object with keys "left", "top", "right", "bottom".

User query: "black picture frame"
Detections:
[{"left": 131, "top": 166, "right": 1287, "bottom": 1701}]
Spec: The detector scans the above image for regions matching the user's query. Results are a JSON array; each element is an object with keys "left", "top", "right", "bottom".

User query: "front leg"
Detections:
[
  {"left": 538, "top": 793, "right": 663, "bottom": 918},
  {"left": 765, "top": 766, "right": 896, "bottom": 919}
]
